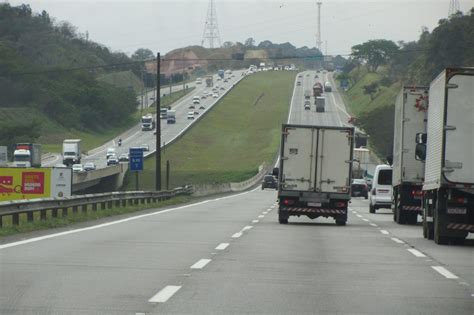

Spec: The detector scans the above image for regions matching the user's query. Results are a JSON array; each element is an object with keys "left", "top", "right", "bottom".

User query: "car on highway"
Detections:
[
  {"left": 304, "top": 104, "right": 311, "bottom": 110},
  {"left": 189, "top": 104, "right": 195, "bottom": 109},
  {"left": 140, "top": 144, "right": 150, "bottom": 151},
  {"left": 199, "top": 105, "right": 205, "bottom": 110},
  {"left": 187, "top": 112, "right": 195, "bottom": 120},
  {"left": 106, "top": 155, "right": 119, "bottom": 166},
  {"left": 315, "top": 75, "right": 319, "bottom": 78},
  {"left": 351, "top": 178, "right": 368, "bottom": 199},
  {"left": 220, "top": 86, "right": 225, "bottom": 90},
  {"left": 298, "top": 74, "right": 303, "bottom": 78},
  {"left": 72, "top": 163, "right": 84, "bottom": 173},
  {"left": 304, "top": 100, "right": 310, "bottom": 106},
  {"left": 106, "top": 148, "right": 116, "bottom": 159},
  {"left": 83, "top": 162, "right": 96, "bottom": 171},
  {"left": 224, "top": 79, "right": 228, "bottom": 83},
  {"left": 369, "top": 164, "right": 393, "bottom": 213},
  {"left": 261, "top": 175, "right": 278, "bottom": 190},
  {"left": 296, "top": 81, "right": 301, "bottom": 86},
  {"left": 193, "top": 99, "right": 200, "bottom": 105},
  {"left": 118, "top": 153, "right": 129, "bottom": 162},
  {"left": 212, "top": 93, "right": 219, "bottom": 98},
  {"left": 201, "top": 94, "right": 206, "bottom": 99}
]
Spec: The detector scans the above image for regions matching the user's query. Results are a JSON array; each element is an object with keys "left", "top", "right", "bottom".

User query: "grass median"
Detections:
[{"left": 124, "top": 71, "right": 295, "bottom": 190}]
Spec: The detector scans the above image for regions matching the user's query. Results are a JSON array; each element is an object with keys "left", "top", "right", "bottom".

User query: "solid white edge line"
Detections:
[
  {"left": 190, "top": 258, "right": 212, "bottom": 269},
  {"left": 232, "top": 232, "right": 242, "bottom": 238},
  {"left": 407, "top": 248, "right": 426, "bottom": 258},
  {"left": 215, "top": 243, "right": 229, "bottom": 250},
  {"left": 0, "top": 187, "right": 259, "bottom": 250},
  {"left": 391, "top": 237, "right": 405, "bottom": 244},
  {"left": 431, "top": 266, "right": 459, "bottom": 279},
  {"left": 149, "top": 285, "right": 182, "bottom": 303},
  {"left": 380, "top": 230, "right": 389, "bottom": 235}
]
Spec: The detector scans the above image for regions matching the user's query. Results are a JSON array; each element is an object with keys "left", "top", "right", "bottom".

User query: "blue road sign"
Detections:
[{"left": 129, "top": 148, "right": 144, "bottom": 171}]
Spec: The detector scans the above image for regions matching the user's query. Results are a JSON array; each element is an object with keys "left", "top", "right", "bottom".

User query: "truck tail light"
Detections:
[
  {"left": 335, "top": 202, "right": 346, "bottom": 208},
  {"left": 449, "top": 196, "right": 467, "bottom": 204},
  {"left": 411, "top": 190, "right": 423, "bottom": 197},
  {"left": 282, "top": 199, "right": 295, "bottom": 205}
]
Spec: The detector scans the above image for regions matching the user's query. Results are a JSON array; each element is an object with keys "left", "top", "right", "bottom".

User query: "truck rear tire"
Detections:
[
  {"left": 278, "top": 212, "right": 288, "bottom": 224},
  {"left": 369, "top": 204, "right": 376, "bottom": 214},
  {"left": 407, "top": 213, "right": 418, "bottom": 225},
  {"left": 434, "top": 213, "right": 449, "bottom": 245},
  {"left": 395, "top": 207, "right": 406, "bottom": 224},
  {"left": 335, "top": 220, "right": 346, "bottom": 226}
]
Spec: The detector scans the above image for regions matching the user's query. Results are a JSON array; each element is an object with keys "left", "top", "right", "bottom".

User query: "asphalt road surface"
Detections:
[{"left": 1, "top": 71, "right": 472, "bottom": 314}]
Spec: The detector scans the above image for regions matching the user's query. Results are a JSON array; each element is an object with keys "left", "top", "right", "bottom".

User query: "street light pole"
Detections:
[{"left": 155, "top": 52, "right": 162, "bottom": 191}]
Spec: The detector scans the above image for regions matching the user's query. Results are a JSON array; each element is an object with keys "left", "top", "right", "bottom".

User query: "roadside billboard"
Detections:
[{"left": 0, "top": 167, "right": 71, "bottom": 202}]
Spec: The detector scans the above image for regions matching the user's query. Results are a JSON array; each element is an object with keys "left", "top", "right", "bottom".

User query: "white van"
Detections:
[{"left": 369, "top": 164, "right": 393, "bottom": 213}]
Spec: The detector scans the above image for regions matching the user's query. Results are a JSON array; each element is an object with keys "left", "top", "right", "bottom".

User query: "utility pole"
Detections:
[
  {"left": 316, "top": 1, "right": 323, "bottom": 52},
  {"left": 448, "top": 0, "right": 460, "bottom": 17},
  {"left": 155, "top": 53, "right": 162, "bottom": 191}
]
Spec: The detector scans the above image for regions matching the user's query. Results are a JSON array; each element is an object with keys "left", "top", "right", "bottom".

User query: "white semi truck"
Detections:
[
  {"left": 13, "top": 143, "right": 42, "bottom": 167},
  {"left": 141, "top": 114, "right": 155, "bottom": 131},
  {"left": 417, "top": 68, "right": 474, "bottom": 244},
  {"left": 392, "top": 86, "right": 428, "bottom": 225},
  {"left": 62, "top": 139, "right": 82, "bottom": 166},
  {"left": 277, "top": 124, "right": 354, "bottom": 225}
]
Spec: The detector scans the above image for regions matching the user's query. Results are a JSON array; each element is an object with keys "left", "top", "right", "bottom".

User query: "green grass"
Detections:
[
  {"left": 0, "top": 195, "right": 192, "bottom": 237},
  {"left": 123, "top": 71, "right": 295, "bottom": 190}
]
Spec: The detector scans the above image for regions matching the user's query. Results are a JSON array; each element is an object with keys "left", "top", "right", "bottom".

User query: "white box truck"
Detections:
[
  {"left": 141, "top": 114, "right": 155, "bottom": 131},
  {"left": 417, "top": 68, "right": 474, "bottom": 244},
  {"left": 166, "top": 110, "right": 176, "bottom": 124},
  {"left": 62, "top": 139, "right": 82, "bottom": 166},
  {"left": 392, "top": 86, "right": 428, "bottom": 225},
  {"left": 278, "top": 124, "right": 354, "bottom": 225},
  {"left": 13, "top": 143, "right": 42, "bottom": 167}
]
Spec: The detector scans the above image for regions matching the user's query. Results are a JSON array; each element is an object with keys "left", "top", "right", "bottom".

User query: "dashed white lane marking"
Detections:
[
  {"left": 407, "top": 248, "right": 426, "bottom": 258},
  {"left": 431, "top": 266, "right": 459, "bottom": 279},
  {"left": 356, "top": 215, "right": 363, "bottom": 218},
  {"left": 149, "top": 285, "right": 182, "bottom": 303},
  {"left": 215, "top": 243, "right": 229, "bottom": 250},
  {"left": 242, "top": 225, "right": 253, "bottom": 231},
  {"left": 258, "top": 215, "right": 264, "bottom": 218},
  {"left": 370, "top": 223, "right": 378, "bottom": 227},
  {"left": 262, "top": 212, "right": 268, "bottom": 215},
  {"left": 232, "top": 232, "right": 243, "bottom": 238},
  {"left": 190, "top": 259, "right": 212, "bottom": 269},
  {"left": 380, "top": 230, "right": 389, "bottom": 235},
  {"left": 252, "top": 219, "right": 259, "bottom": 223},
  {"left": 267, "top": 208, "right": 272, "bottom": 211},
  {"left": 362, "top": 218, "right": 369, "bottom": 222},
  {"left": 391, "top": 237, "right": 405, "bottom": 244}
]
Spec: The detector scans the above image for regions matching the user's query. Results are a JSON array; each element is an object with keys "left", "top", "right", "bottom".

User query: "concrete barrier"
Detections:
[{"left": 192, "top": 163, "right": 268, "bottom": 197}]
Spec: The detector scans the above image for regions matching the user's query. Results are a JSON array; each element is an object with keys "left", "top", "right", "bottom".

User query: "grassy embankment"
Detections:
[
  {"left": 123, "top": 71, "right": 295, "bottom": 190},
  {"left": 337, "top": 66, "right": 400, "bottom": 158},
  {"left": 0, "top": 87, "right": 195, "bottom": 155}
]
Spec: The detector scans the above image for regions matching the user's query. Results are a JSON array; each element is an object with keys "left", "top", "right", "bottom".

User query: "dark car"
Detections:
[
  {"left": 261, "top": 175, "right": 278, "bottom": 190},
  {"left": 351, "top": 179, "right": 369, "bottom": 199}
]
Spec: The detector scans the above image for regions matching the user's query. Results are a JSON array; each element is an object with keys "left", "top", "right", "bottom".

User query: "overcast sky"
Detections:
[{"left": 7, "top": 0, "right": 473, "bottom": 56}]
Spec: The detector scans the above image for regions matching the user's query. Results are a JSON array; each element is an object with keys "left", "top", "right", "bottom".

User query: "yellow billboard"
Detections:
[{"left": 0, "top": 168, "right": 51, "bottom": 201}]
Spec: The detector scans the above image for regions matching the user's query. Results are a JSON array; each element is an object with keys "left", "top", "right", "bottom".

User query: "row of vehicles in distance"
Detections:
[
  {"left": 367, "top": 67, "right": 473, "bottom": 245},
  {"left": 298, "top": 73, "right": 332, "bottom": 113}
]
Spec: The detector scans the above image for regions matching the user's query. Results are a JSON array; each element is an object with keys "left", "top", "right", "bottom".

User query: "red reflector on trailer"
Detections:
[{"left": 335, "top": 202, "right": 346, "bottom": 208}]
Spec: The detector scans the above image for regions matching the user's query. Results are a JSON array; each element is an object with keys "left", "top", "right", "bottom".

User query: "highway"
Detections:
[
  {"left": 43, "top": 71, "right": 245, "bottom": 169},
  {"left": 1, "top": 71, "right": 472, "bottom": 314}
]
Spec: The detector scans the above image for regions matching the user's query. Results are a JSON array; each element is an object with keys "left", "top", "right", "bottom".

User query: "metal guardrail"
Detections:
[{"left": 0, "top": 186, "right": 193, "bottom": 227}]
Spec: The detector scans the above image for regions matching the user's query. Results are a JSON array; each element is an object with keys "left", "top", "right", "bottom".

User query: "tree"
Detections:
[
  {"left": 351, "top": 39, "right": 399, "bottom": 72},
  {"left": 131, "top": 48, "right": 154, "bottom": 61},
  {"left": 222, "top": 41, "right": 234, "bottom": 48},
  {"left": 244, "top": 37, "right": 255, "bottom": 48}
]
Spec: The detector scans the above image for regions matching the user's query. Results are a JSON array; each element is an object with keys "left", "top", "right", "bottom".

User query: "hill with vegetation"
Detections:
[
  {"left": 0, "top": 3, "right": 139, "bottom": 150},
  {"left": 338, "top": 9, "right": 474, "bottom": 158}
]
